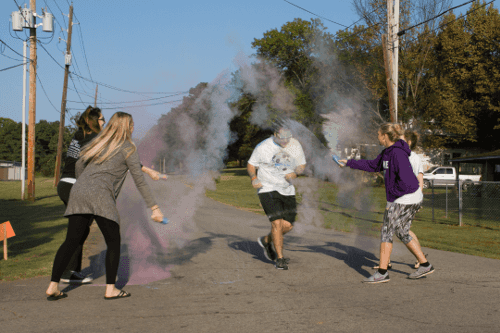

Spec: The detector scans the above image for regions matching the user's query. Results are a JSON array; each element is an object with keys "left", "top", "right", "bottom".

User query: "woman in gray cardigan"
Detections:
[{"left": 46, "top": 112, "right": 164, "bottom": 301}]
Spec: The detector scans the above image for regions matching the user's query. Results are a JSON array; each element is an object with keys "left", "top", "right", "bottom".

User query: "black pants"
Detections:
[
  {"left": 57, "top": 181, "right": 89, "bottom": 273},
  {"left": 51, "top": 214, "right": 121, "bottom": 285}
]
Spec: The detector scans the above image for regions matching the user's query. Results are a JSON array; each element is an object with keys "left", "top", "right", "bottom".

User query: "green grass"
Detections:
[
  {"left": 207, "top": 168, "right": 500, "bottom": 260},
  {"left": 0, "top": 178, "right": 68, "bottom": 281}
]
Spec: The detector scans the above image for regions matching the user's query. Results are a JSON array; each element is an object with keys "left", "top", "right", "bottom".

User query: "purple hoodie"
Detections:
[{"left": 346, "top": 140, "right": 419, "bottom": 203}]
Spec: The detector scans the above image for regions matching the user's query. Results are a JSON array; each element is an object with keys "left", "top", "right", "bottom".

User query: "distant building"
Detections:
[{"left": 0, "top": 160, "right": 26, "bottom": 181}]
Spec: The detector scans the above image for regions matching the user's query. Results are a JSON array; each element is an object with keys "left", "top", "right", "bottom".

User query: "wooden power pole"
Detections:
[
  {"left": 27, "top": 0, "right": 37, "bottom": 201},
  {"left": 386, "top": 0, "right": 400, "bottom": 123},
  {"left": 54, "top": 4, "right": 73, "bottom": 186},
  {"left": 94, "top": 84, "right": 98, "bottom": 107},
  {"left": 382, "top": 34, "right": 396, "bottom": 123}
]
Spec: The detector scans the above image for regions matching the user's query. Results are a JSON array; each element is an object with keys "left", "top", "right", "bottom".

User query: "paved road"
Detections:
[{"left": 1, "top": 177, "right": 499, "bottom": 332}]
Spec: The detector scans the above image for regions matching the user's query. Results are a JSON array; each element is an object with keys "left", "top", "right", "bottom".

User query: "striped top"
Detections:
[
  {"left": 64, "top": 141, "right": 156, "bottom": 224},
  {"left": 60, "top": 130, "right": 98, "bottom": 180}
]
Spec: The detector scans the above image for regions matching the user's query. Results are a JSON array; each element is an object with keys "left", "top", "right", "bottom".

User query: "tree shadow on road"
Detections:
[
  {"left": 196, "top": 232, "right": 272, "bottom": 264},
  {"left": 296, "top": 241, "right": 379, "bottom": 277},
  {"left": 228, "top": 239, "right": 274, "bottom": 264},
  {"left": 73, "top": 236, "right": 214, "bottom": 289}
]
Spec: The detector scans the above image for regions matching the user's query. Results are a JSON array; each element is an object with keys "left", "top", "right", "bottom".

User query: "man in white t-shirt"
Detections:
[{"left": 247, "top": 126, "right": 306, "bottom": 270}]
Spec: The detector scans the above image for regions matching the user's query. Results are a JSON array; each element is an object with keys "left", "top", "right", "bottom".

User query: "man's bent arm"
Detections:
[
  {"left": 295, "top": 164, "right": 306, "bottom": 176},
  {"left": 247, "top": 163, "right": 258, "bottom": 179}
]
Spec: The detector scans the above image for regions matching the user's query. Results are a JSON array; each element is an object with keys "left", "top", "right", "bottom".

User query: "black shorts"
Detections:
[{"left": 258, "top": 191, "right": 297, "bottom": 223}]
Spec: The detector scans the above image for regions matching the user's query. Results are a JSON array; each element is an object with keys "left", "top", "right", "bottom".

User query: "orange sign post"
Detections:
[{"left": 0, "top": 222, "right": 16, "bottom": 260}]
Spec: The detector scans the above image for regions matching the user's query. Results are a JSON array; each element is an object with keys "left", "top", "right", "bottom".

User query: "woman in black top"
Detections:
[
  {"left": 56, "top": 106, "right": 105, "bottom": 284},
  {"left": 56, "top": 107, "right": 166, "bottom": 285}
]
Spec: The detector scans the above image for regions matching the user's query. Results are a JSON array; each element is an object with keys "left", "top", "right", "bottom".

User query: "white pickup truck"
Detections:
[{"left": 423, "top": 166, "right": 481, "bottom": 190}]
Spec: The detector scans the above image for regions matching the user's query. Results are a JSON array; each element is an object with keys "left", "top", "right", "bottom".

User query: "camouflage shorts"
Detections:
[{"left": 381, "top": 202, "right": 421, "bottom": 244}]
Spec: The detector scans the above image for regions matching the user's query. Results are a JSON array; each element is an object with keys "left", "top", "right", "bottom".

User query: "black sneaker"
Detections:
[
  {"left": 275, "top": 258, "right": 288, "bottom": 270},
  {"left": 257, "top": 236, "right": 277, "bottom": 261},
  {"left": 60, "top": 271, "right": 93, "bottom": 284}
]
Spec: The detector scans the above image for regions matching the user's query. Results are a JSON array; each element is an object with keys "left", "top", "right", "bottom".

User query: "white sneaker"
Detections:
[
  {"left": 60, "top": 271, "right": 93, "bottom": 284},
  {"left": 408, "top": 264, "right": 435, "bottom": 279}
]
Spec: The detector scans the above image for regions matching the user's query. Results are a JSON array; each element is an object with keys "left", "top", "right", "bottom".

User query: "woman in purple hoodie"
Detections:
[{"left": 340, "top": 123, "right": 434, "bottom": 283}]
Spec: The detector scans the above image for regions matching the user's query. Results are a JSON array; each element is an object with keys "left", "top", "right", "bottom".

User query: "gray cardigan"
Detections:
[{"left": 65, "top": 141, "right": 156, "bottom": 224}]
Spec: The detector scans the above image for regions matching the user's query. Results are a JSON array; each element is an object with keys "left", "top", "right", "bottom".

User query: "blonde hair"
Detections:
[
  {"left": 379, "top": 123, "right": 404, "bottom": 143},
  {"left": 80, "top": 112, "right": 136, "bottom": 164}
]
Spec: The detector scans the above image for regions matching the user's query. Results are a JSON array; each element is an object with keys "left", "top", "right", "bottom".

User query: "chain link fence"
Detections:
[{"left": 423, "top": 180, "right": 500, "bottom": 227}]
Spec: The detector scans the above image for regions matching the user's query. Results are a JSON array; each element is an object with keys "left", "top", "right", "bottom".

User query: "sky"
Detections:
[{"left": 0, "top": 0, "right": 481, "bottom": 140}]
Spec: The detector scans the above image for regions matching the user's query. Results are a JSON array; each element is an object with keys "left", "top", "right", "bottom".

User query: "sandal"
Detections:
[
  {"left": 104, "top": 290, "right": 131, "bottom": 300},
  {"left": 46, "top": 291, "right": 68, "bottom": 301}
]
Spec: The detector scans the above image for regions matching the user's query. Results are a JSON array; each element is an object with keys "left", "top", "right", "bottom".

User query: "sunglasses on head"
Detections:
[{"left": 276, "top": 130, "right": 292, "bottom": 140}]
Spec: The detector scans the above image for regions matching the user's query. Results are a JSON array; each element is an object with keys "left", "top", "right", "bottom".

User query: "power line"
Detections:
[
  {"left": 38, "top": 40, "right": 188, "bottom": 96},
  {"left": 69, "top": 99, "right": 185, "bottom": 111},
  {"left": 0, "top": 62, "right": 27, "bottom": 72},
  {"left": 398, "top": 0, "right": 487, "bottom": 36},
  {"left": 73, "top": 12, "right": 94, "bottom": 81},
  {"left": 0, "top": 38, "right": 30, "bottom": 61},
  {"left": 70, "top": 71, "right": 189, "bottom": 95},
  {"left": 69, "top": 73, "right": 87, "bottom": 106},
  {"left": 401, "top": 0, "right": 496, "bottom": 44},
  {"left": 66, "top": 91, "right": 188, "bottom": 105},
  {"left": 36, "top": 73, "right": 60, "bottom": 113},
  {"left": 48, "top": 0, "right": 68, "bottom": 39},
  {"left": 283, "top": 0, "right": 349, "bottom": 28}
]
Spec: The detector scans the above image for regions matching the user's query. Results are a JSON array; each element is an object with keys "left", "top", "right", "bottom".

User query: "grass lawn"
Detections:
[
  {"left": 206, "top": 168, "right": 500, "bottom": 260},
  {"left": 0, "top": 177, "right": 68, "bottom": 281}
]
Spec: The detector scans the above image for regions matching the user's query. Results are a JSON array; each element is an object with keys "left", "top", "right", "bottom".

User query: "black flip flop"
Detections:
[
  {"left": 104, "top": 290, "right": 131, "bottom": 300},
  {"left": 46, "top": 291, "right": 68, "bottom": 301}
]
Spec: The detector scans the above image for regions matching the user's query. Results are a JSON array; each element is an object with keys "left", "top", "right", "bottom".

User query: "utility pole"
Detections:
[
  {"left": 27, "top": 0, "right": 37, "bottom": 201},
  {"left": 21, "top": 40, "right": 28, "bottom": 200},
  {"left": 387, "top": 0, "right": 400, "bottom": 123},
  {"left": 54, "top": 4, "right": 73, "bottom": 186},
  {"left": 11, "top": 1, "right": 53, "bottom": 201},
  {"left": 94, "top": 84, "right": 98, "bottom": 107},
  {"left": 382, "top": 34, "right": 395, "bottom": 123}
]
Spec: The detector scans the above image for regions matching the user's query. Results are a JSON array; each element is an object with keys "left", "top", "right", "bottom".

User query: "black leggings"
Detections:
[
  {"left": 57, "top": 181, "right": 89, "bottom": 273},
  {"left": 51, "top": 214, "right": 121, "bottom": 285}
]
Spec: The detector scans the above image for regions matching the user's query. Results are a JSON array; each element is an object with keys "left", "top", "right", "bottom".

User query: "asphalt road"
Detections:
[{"left": 1, "top": 176, "right": 499, "bottom": 333}]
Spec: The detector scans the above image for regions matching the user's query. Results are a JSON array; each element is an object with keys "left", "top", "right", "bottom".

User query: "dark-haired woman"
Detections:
[
  {"left": 47, "top": 112, "right": 164, "bottom": 300},
  {"left": 56, "top": 106, "right": 105, "bottom": 284},
  {"left": 56, "top": 107, "right": 164, "bottom": 285}
]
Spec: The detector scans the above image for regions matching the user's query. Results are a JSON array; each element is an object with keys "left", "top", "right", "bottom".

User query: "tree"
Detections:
[
  {"left": 347, "top": 0, "right": 452, "bottom": 125},
  {"left": 0, "top": 117, "right": 76, "bottom": 176},
  {"left": 421, "top": 2, "right": 500, "bottom": 149},
  {"left": 227, "top": 93, "right": 272, "bottom": 164},
  {"left": 249, "top": 18, "right": 329, "bottom": 144},
  {"left": 0, "top": 118, "right": 25, "bottom": 162}
]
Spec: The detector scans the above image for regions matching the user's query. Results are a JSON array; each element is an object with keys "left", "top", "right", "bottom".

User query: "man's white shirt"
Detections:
[{"left": 248, "top": 137, "right": 306, "bottom": 196}]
